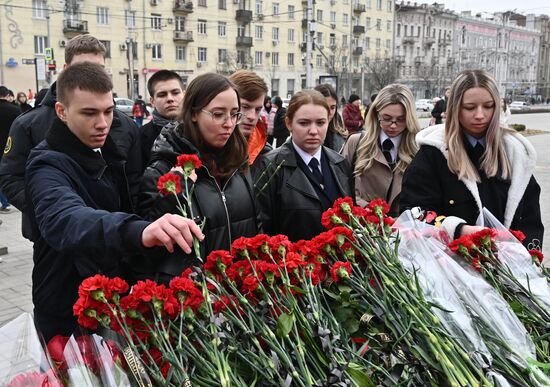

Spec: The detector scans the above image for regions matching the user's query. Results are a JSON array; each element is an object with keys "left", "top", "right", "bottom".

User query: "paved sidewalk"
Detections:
[{"left": 1, "top": 130, "right": 550, "bottom": 328}]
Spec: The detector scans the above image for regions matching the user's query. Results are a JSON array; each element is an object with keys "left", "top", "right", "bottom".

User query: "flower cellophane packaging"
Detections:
[
  {"left": 478, "top": 208, "right": 550, "bottom": 310},
  {"left": 0, "top": 313, "right": 62, "bottom": 386},
  {"left": 393, "top": 211, "right": 491, "bottom": 368}
]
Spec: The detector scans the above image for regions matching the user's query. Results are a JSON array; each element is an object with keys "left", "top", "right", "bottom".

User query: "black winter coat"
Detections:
[
  {"left": 0, "top": 100, "right": 22, "bottom": 160},
  {"left": 26, "top": 119, "right": 149, "bottom": 340},
  {"left": 255, "top": 141, "right": 353, "bottom": 242},
  {"left": 137, "top": 126, "right": 261, "bottom": 279},
  {"left": 0, "top": 83, "right": 143, "bottom": 240},
  {"left": 272, "top": 107, "right": 289, "bottom": 140}
]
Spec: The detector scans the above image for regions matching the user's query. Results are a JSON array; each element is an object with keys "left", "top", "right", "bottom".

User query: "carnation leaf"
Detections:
[
  {"left": 347, "top": 362, "right": 376, "bottom": 387},
  {"left": 276, "top": 312, "right": 295, "bottom": 338},
  {"left": 343, "top": 318, "right": 360, "bottom": 334}
]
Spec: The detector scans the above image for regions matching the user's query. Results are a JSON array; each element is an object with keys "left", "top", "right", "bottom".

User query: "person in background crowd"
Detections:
[
  {"left": 132, "top": 95, "right": 150, "bottom": 127},
  {"left": 341, "top": 84, "right": 420, "bottom": 216},
  {"left": 138, "top": 73, "right": 260, "bottom": 283},
  {"left": 0, "top": 34, "right": 142, "bottom": 241},
  {"left": 6, "top": 89, "right": 15, "bottom": 104},
  {"left": 255, "top": 89, "right": 353, "bottom": 242},
  {"left": 431, "top": 86, "right": 451, "bottom": 125},
  {"left": 342, "top": 94, "right": 364, "bottom": 134},
  {"left": 34, "top": 88, "right": 49, "bottom": 107},
  {"left": 271, "top": 96, "right": 289, "bottom": 148},
  {"left": 16, "top": 92, "right": 32, "bottom": 113},
  {"left": 265, "top": 96, "right": 277, "bottom": 145},
  {"left": 229, "top": 70, "right": 271, "bottom": 172},
  {"left": 314, "top": 83, "right": 348, "bottom": 152},
  {"left": 25, "top": 63, "right": 203, "bottom": 342},
  {"left": 500, "top": 97, "right": 511, "bottom": 127},
  {"left": 140, "top": 70, "right": 185, "bottom": 170},
  {"left": 0, "top": 86, "right": 22, "bottom": 212},
  {"left": 27, "top": 89, "right": 34, "bottom": 100},
  {"left": 401, "top": 69, "right": 543, "bottom": 249}
]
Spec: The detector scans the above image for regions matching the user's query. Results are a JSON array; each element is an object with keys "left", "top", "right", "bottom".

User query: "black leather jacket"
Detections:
[
  {"left": 255, "top": 141, "right": 353, "bottom": 242},
  {"left": 137, "top": 125, "right": 261, "bottom": 278}
]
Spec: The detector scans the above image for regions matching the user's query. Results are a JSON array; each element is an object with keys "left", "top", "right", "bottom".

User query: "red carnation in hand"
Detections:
[
  {"left": 157, "top": 172, "right": 181, "bottom": 196},
  {"left": 330, "top": 261, "right": 352, "bottom": 282},
  {"left": 529, "top": 249, "right": 544, "bottom": 264},
  {"left": 176, "top": 154, "right": 202, "bottom": 175}
]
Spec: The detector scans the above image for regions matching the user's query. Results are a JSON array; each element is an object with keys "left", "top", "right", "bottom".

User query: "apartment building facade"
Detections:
[{"left": 0, "top": 0, "right": 394, "bottom": 101}]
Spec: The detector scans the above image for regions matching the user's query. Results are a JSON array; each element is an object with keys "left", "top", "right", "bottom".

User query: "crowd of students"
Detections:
[{"left": 0, "top": 34, "right": 543, "bottom": 341}]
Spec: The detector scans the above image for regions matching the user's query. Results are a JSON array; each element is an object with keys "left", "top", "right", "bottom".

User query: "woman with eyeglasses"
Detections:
[
  {"left": 255, "top": 89, "right": 353, "bottom": 242},
  {"left": 341, "top": 84, "right": 420, "bottom": 216},
  {"left": 401, "top": 70, "right": 543, "bottom": 248},
  {"left": 138, "top": 73, "right": 260, "bottom": 283}
]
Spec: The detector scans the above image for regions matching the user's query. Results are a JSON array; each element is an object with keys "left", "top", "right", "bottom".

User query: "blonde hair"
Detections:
[
  {"left": 445, "top": 69, "right": 514, "bottom": 182},
  {"left": 354, "top": 84, "right": 420, "bottom": 176}
]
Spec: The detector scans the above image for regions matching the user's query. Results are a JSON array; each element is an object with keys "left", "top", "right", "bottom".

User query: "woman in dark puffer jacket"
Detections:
[{"left": 137, "top": 73, "right": 261, "bottom": 283}]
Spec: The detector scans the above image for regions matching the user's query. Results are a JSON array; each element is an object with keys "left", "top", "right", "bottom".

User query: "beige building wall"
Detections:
[{"left": 0, "top": 0, "right": 394, "bottom": 101}]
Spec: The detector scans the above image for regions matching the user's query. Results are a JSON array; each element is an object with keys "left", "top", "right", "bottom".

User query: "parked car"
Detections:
[
  {"left": 509, "top": 101, "right": 530, "bottom": 111},
  {"left": 415, "top": 99, "right": 434, "bottom": 111},
  {"left": 281, "top": 98, "right": 291, "bottom": 109},
  {"left": 114, "top": 98, "right": 135, "bottom": 116}
]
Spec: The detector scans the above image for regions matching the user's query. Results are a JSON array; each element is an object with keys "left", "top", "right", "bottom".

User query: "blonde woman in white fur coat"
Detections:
[{"left": 400, "top": 69, "right": 543, "bottom": 249}]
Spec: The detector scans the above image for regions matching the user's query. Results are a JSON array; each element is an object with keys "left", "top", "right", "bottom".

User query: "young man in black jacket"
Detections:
[
  {"left": 0, "top": 34, "right": 142, "bottom": 241},
  {"left": 26, "top": 62, "right": 204, "bottom": 342},
  {"left": 140, "top": 70, "right": 185, "bottom": 170}
]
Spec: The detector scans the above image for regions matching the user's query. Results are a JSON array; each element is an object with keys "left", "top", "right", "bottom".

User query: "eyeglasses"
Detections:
[
  {"left": 379, "top": 118, "right": 406, "bottom": 126},
  {"left": 201, "top": 109, "right": 243, "bottom": 125}
]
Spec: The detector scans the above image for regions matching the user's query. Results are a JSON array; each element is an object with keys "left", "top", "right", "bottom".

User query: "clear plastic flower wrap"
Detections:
[
  {"left": 0, "top": 313, "right": 62, "bottom": 386},
  {"left": 479, "top": 208, "right": 550, "bottom": 311},
  {"left": 393, "top": 211, "right": 491, "bottom": 368}
]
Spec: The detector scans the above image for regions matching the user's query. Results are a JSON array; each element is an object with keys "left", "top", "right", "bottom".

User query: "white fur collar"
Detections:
[{"left": 415, "top": 125, "right": 537, "bottom": 227}]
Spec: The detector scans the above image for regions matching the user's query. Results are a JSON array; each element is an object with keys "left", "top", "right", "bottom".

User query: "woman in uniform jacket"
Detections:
[
  {"left": 255, "top": 89, "right": 353, "bottom": 242},
  {"left": 138, "top": 73, "right": 261, "bottom": 282},
  {"left": 401, "top": 69, "right": 543, "bottom": 248},
  {"left": 315, "top": 83, "right": 348, "bottom": 153},
  {"left": 341, "top": 84, "right": 420, "bottom": 217}
]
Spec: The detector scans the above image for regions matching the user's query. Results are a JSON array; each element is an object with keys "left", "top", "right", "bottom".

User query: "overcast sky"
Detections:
[{"left": 433, "top": 0, "right": 550, "bottom": 15}]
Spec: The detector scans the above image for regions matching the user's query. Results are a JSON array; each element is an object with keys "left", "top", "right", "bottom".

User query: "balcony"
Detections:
[
  {"left": 236, "top": 36, "right": 253, "bottom": 47},
  {"left": 402, "top": 36, "right": 416, "bottom": 44},
  {"left": 299, "top": 42, "right": 316, "bottom": 52},
  {"left": 173, "top": 30, "right": 194, "bottom": 42},
  {"left": 353, "top": 4, "right": 366, "bottom": 13},
  {"left": 63, "top": 19, "right": 88, "bottom": 34},
  {"left": 173, "top": 0, "right": 193, "bottom": 13},
  {"left": 395, "top": 55, "right": 405, "bottom": 64},
  {"left": 235, "top": 9, "right": 253, "bottom": 23},
  {"left": 414, "top": 56, "right": 423, "bottom": 66},
  {"left": 353, "top": 25, "right": 365, "bottom": 35},
  {"left": 424, "top": 37, "right": 435, "bottom": 47},
  {"left": 447, "top": 57, "right": 455, "bottom": 66},
  {"left": 438, "top": 39, "right": 451, "bottom": 46},
  {"left": 353, "top": 47, "right": 363, "bottom": 56}
]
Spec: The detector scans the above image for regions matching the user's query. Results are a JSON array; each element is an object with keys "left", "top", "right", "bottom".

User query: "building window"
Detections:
[
  {"left": 125, "top": 10, "right": 136, "bottom": 28},
  {"left": 287, "top": 79, "right": 295, "bottom": 96},
  {"left": 273, "top": 3, "right": 279, "bottom": 16},
  {"left": 255, "top": 25, "right": 263, "bottom": 39},
  {"left": 34, "top": 35, "right": 48, "bottom": 54},
  {"left": 366, "top": 0, "right": 371, "bottom": 8},
  {"left": 99, "top": 40, "right": 111, "bottom": 58},
  {"left": 386, "top": 39, "right": 391, "bottom": 49},
  {"left": 376, "top": 38, "right": 381, "bottom": 49},
  {"left": 32, "top": 0, "right": 47, "bottom": 19},
  {"left": 387, "top": 20, "right": 391, "bottom": 31},
  {"left": 272, "top": 27, "right": 279, "bottom": 41},
  {"left": 377, "top": 0, "right": 382, "bottom": 10},
  {"left": 387, "top": 0, "right": 392, "bottom": 12},
  {"left": 198, "top": 19, "right": 207, "bottom": 35},
  {"left": 316, "top": 10, "right": 323, "bottom": 22},
  {"left": 316, "top": 32, "right": 323, "bottom": 45},
  {"left": 218, "top": 0, "right": 226, "bottom": 9},
  {"left": 287, "top": 53, "right": 294, "bottom": 66},
  {"left": 255, "top": 0, "right": 262, "bottom": 14},
  {"left": 255, "top": 51, "right": 263, "bottom": 65},
  {"left": 198, "top": 47, "right": 207, "bottom": 62},
  {"left": 330, "top": 11, "right": 336, "bottom": 23},
  {"left": 288, "top": 5, "right": 295, "bottom": 19},
  {"left": 330, "top": 34, "right": 336, "bottom": 46},
  {"left": 152, "top": 44, "right": 162, "bottom": 59},
  {"left": 366, "top": 17, "right": 371, "bottom": 30},
  {"left": 218, "top": 49, "right": 227, "bottom": 63},
  {"left": 175, "top": 16, "right": 186, "bottom": 31},
  {"left": 396, "top": 23, "right": 400, "bottom": 36},
  {"left": 343, "top": 14, "right": 349, "bottom": 26},
  {"left": 272, "top": 52, "right": 279, "bottom": 66},
  {"left": 151, "top": 14, "right": 162, "bottom": 30},
  {"left": 237, "top": 24, "right": 245, "bottom": 37},
  {"left": 97, "top": 7, "right": 109, "bottom": 25},
  {"left": 198, "top": 0, "right": 207, "bottom": 6},
  {"left": 316, "top": 55, "right": 323, "bottom": 67},
  {"left": 218, "top": 21, "right": 227, "bottom": 37},
  {"left": 272, "top": 79, "right": 280, "bottom": 96},
  {"left": 288, "top": 28, "right": 295, "bottom": 42},
  {"left": 376, "top": 19, "right": 381, "bottom": 30},
  {"left": 176, "top": 45, "right": 187, "bottom": 61},
  {"left": 365, "top": 37, "right": 370, "bottom": 49}
]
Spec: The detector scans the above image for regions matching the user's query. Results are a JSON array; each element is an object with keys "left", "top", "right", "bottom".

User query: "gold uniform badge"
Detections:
[{"left": 3, "top": 136, "right": 12, "bottom": 155}]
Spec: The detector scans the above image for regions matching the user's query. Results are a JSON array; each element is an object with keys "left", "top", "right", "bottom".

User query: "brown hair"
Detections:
[
  {"left": 56, "top": 62, "right": 112, "bottom": 105},
  {"left": 314, "top": 83, "right": 348, "bottom": 138},
  {"left": 147, "top": 70, "right": 185, "bottom": 97},
  {"left": 285, "top": 89, "right": 330, "bottom": 123},
  {"left": 229, "top": 70, "right": 268, "bottom": 101},
  {"left": 65, "top": 35, "right": 106, "bottom": 64},
  {"left": 177, "top": 73, "right": 248, "bottom": 178}
]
